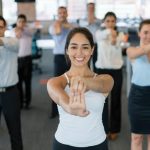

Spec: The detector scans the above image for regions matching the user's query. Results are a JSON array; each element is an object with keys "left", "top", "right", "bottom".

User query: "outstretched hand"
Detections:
[{"left": 68, "top": 76, "right": 89, "bottom": 117}]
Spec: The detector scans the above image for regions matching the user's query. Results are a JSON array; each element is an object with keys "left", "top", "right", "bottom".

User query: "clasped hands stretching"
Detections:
[
  {"left": 48, "top": 72, "right": 113, "bottom": 117},
  {"left": 67, "top": 76, "right": 90, "bottom": 117}
]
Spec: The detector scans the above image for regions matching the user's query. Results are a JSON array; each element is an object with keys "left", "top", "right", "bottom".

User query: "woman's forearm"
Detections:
[
  {"left": 84, "top": 75, "right": 114, "bottom": 93},
  {"left": 127, "top": 47, "right": 145, "bottom": 59},
  {"left": 47, "top": 78, "right": 70, "bottom": 113},
  {"left": 127, "top": 45, "right": 150, "bottom": 59},
  {"left": 47, "top": 77, "right": 89, "bottom": 117}
]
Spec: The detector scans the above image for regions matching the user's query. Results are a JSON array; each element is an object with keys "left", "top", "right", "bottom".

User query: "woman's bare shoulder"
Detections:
[{"left": 47, "top": 74, "right": 67, "bottom": 88}]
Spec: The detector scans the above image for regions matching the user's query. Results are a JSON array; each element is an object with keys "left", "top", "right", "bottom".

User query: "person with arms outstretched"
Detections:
[
  {"left": 0, "top": 15, "right": 23, "bottom": 150},
  {"left": 127, "top": 19, "right": 150, "bottom": 150},
  {"left": 47, "top": 27, "right": 114, "bottom": 150}
]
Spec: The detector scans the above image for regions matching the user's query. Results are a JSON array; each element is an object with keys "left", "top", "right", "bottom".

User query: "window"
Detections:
[
  {"left": 36, "top": 0, "right": 87, "bottom": 21},
  {"left": 2, "top": 0, "right": 17, "bottom": 23},
  {"left": 95, "top": 0, "right": 150, "bottom": 19},
  {"left": 67, "top": 0, "right": 87, "bottom": 20},
  {"left": 36, "top": 0, "right": 57, "bottom": 20},
  {"left": 95, "top": 0, "right": 135, "bottom": 19},
  {"left": 2, "top": 0, "right": 150, "bottom": 22}
]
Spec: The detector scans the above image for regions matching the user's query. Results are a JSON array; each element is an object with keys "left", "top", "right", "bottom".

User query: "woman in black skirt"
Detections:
[{"left": 127, "top": 19, "right": 150, "bottom": 150}]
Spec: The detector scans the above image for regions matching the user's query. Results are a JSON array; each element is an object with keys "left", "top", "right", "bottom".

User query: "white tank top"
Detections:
[{"left": 55, "top": 73, "right": 106, "bottom": 147}]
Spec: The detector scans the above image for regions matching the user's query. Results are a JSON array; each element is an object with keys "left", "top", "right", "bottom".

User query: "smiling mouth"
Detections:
[{"left": 74, "top": 56, "right": 86, "bottom": 63}]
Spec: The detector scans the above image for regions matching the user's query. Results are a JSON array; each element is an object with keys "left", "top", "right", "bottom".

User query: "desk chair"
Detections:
[{"left": 32, "top": 36, "right": 42, "bottom": 74}]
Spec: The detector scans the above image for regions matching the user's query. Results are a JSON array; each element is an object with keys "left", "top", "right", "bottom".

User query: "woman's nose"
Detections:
[{"left": 76, "top": 47, "right": 83, "bottom": 55}]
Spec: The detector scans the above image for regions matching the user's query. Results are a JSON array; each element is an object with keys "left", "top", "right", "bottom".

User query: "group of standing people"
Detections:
[
  {"left": 48, "top": 2, "right": 150, "bottom": 150},
  {"left": 49, "top": 2, "right": 125, "bottom": 142},
  {"left": 0, "top": 2, "right": 150, "bottom": 150},
  {"left": 77, "top": 3, "right": 124, "bottom": 140}
]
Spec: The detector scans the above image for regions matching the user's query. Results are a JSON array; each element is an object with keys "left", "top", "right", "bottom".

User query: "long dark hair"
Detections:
[
  {"left": 65, "top": 27, "right": 95, "bottom": 68},
  {"left": 103, "top": 11, "right": 118, "bottom": 31}
]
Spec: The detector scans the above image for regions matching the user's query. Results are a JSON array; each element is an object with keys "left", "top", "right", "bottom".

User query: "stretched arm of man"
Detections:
[
  {"left": 49, "top": 20, "right": 62, "bottom": 35},
  {"left": 0, "top": 37, "right": 19, "bottom": 53}
]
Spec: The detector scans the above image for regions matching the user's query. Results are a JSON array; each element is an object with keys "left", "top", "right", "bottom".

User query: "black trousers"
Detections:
[
  {"left": 18, "top": 55, "right": 32, "bottom": 107},
  {"left": 0, "top": 86, "right": 23, "bottom": 150},
  {"left": 96, "top": 68, "right": 123, "bottom": 133},
  {"left": 52, "top": 138, "right": 108, "bottom": 150},
  {"left": 51, "top": 55, "right": 69, "bottom": 115}
]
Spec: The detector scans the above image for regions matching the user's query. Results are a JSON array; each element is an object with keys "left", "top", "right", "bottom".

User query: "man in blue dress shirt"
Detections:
[
  {"left": 0, "top": 16, "right": 23, "bottom": 150},
  {"left": 49, "top": 6, "right": 75, "bottom": 118}
]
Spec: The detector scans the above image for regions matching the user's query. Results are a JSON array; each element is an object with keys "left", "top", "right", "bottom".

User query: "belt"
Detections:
[
  {"left": 0, "top": 85, "right": 16, "bottom": 93},
  {"left": 18, "top": 55, "right": 31, "bottom": 60}
]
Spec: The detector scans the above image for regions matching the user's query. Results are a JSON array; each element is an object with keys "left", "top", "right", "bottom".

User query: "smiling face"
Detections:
[
  {"left": 66, "top": 33, "right": 94, "bottom": 67},
  {"left": 138, "top": 24, "right": 150, "bottom": 45}
]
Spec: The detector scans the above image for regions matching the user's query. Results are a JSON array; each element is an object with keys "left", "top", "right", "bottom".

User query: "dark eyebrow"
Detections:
[
  {"left": 70, "top": 43, "right": 90, "bottom": 46},
  {"left": 70, "top": 43, "right": 77, "bottom": 45},
  {"left": 82, "top": 44, "right": 90, "bottom": 46}
]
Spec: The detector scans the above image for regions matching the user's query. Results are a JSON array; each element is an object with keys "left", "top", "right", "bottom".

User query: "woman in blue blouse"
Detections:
[{"left": 127, "top": 19, "right": 150, "bottom": 150}]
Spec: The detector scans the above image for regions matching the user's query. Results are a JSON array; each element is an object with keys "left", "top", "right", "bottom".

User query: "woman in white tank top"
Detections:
[{"left": 47, "top": 27, "right": 114, "bottom": 150}]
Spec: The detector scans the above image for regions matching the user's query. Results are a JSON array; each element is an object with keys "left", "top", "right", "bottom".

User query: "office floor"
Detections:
[{"left": 0, "top": 49, "right": 147, "bottom": 150}]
